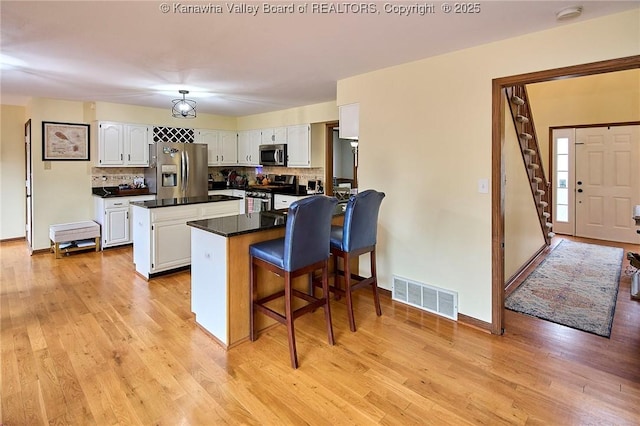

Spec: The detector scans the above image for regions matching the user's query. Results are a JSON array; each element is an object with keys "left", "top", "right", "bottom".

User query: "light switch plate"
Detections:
[{"left": 478, "top": 178, "right": 489, "bottom": 194}]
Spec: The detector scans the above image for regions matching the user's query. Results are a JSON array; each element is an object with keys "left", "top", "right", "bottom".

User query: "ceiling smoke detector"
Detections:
[{"left": 556, "top": 5, "right": 583, "bottom": 21}]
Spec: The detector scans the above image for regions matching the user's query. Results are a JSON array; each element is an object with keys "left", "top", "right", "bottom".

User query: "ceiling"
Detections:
[{"left": 1, "top": 1, "right": 637, "bottom": 117}]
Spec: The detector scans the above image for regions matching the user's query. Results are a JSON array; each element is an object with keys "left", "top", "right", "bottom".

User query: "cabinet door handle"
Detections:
[
  {"left": 128, "top": 154, "right": 131, "bottom": 161},
  {"left": 120, "top": 154, "right": 123, "bottom": 160}
]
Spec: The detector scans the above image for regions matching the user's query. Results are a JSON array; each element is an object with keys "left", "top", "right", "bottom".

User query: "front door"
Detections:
[{"left": 575, "top": 125, "right": 640, "bottom": 244}]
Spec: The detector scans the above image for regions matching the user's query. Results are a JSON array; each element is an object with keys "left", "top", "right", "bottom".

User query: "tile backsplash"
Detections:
[
  {"left": 209, "top": 166, "right": 325, "bottom": 188},
  {"left": 92, "top": 166, "right": 326, "bottom": 189},
  {"left": 91, "top": 167, "right": 146, "bottom": 187}
]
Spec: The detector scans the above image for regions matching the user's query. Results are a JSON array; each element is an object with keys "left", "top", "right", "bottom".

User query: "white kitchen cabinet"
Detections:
[
  {"left": 97, "top": 122, "right": 125, "bottom": 166},
  {"left": 125, "top": 124, "right": 151, "bottom": 166},
  {"left": 95, "top": 121, "right": 151, "bottom": 167},
  {"left": 233, "top": 189, "right": 245, "bottom": 214},
  {"left": 131, "top": 199, "right": 241, "bottom": 278},
  {"left": 237, "top": 130, "right": 261, "bottom": 166},
  {"left": 218, "top": 130, "right": 238, "bottom": 165},
  {"left": 273, "top": 193, "right": 310, "bottom": 210},
  {"left": 286, "top": 124, "right": 311, "bottom": 168},
  {"left": 94, "top": 195, "right": 155, "bottom": 248},
  {"left": 195, "top": 129, "right": 219, "bottom": 166},
  {"left": 105, "top": 207, "right": 130, "bottom": 245},
  {"left": 196, "top": 129, "right": 237, "bottom": 166},
  {"left": 260, "top": 127, "right": 287, "bottom": 145},
  {"left": 339, "top": 103, "right": 360, "bottom": 140}
]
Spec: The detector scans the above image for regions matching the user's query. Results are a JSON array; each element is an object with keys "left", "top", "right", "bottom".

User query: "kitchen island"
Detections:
[
  {"left": 187, "top": 204, "right": 350, "bottom": 349},
  {"left": 131, "top": 195, "right": 241, "bottom": 279}
]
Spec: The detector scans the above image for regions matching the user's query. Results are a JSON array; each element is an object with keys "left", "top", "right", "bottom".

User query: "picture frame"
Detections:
[{"left": 42, "top": 121, "right": 90, "bottom": 161}]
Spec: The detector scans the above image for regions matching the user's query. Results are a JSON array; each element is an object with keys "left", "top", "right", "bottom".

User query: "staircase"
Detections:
[{"left": 506, "top": 85, "right": 554, "bottom": 245}]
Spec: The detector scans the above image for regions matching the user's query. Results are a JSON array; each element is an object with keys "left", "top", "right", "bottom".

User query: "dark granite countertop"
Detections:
[
  {"left": 92, "top": 186, "right": 155, "bottom": 198},
  {"left": 187, "top": 203, "right": 346, "bottom": 238},
  {"left": 131, "top": 195, "right": 241, "bottom": 209}
]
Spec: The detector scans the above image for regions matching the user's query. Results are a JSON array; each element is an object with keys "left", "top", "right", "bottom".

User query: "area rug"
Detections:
[{"left": 506, "top": 239, "right": 623, "bottom": 337}]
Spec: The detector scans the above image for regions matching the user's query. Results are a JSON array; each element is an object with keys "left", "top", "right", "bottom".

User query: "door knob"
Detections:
[
  {"left": 577, "top": 181, "right": 582, "bottom": 185},
  {"left": 577, "top": 189, "right": 583, "bottom": 193}
]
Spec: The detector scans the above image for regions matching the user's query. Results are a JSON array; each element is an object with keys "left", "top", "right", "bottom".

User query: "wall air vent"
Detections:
[
  {"left": 153, "top": 126, "right": 195, "bottom": 144},
  {"left": 392, "top": 275, "right": 458, "bottom": 320}
]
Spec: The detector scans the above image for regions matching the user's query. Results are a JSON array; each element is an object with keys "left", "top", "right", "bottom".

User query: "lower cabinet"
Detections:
[
  {"left": 94, "top": 195, "right": 155, "bottom": 248},
  {"left": 105, "top": 207, "right": 129, "bottom": 245},
  {"left": 273, "top": 194, "right": 310, "bottom": 210},
  {"left": 132, "top": 200, "right": 241, "bottom": 278}
]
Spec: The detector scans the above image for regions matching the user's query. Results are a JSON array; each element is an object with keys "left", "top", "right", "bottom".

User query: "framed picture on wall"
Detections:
[{"left": 42, "top": 121, "right": 90, "bottom": 161}]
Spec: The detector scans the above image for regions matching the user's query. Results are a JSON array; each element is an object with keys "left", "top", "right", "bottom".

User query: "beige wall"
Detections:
[
  {"left": 93, "top": 102, "right": 238, "bottom": 129},
  {"left": 336, "top": 9, "right": 640, "bottom": 322},
  {"left": 237, "top": 101, "right": 337, "bottom": 130},
  {"left": 504, "top": 68, "right": 640, "bottom": 284},
  {"left": 528, "top": 69, "right": 640, "bottom": 176},
  {"left": 504, "top": 105, "right": 546, "bottom": 281},
  {"left": 0, "top": 105, "right": 27, "bottom": 239},
  {"left": 28, "top": 98, "right": 94, "bottom": 250}
]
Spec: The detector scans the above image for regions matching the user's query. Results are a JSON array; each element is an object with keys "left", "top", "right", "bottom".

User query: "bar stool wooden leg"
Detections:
[
  {"left": 343, "top": 252, "right": 357, "bottom": 332},
  {"left": 250, "top": 256, "right": 257, "bottom": 342},
  {"left": 371, "top": 248, "right": 382, "bottom": 317},
  {"left": 321, "top": 262, "right": 335, "bottom": 345},
  {"left": 333, "top": 253, "right": 341, "bottom": 300},
  {"left": 284, "top": 271, "right": 299, "bottom": 369}
]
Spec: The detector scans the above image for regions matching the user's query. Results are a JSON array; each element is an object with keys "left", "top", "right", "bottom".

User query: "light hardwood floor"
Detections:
[{"left": 1, "top": 238, "right": 639, "bottom": 425}]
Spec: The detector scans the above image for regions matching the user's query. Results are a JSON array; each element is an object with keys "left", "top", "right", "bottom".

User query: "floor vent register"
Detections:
[{"left": 392, "top": 275, "right": 458, "bottom": 321}]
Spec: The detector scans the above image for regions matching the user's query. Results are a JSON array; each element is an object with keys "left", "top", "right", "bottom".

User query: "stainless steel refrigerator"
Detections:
[{"left": 145, "top": 142, "right": 208, "bottom": 199}]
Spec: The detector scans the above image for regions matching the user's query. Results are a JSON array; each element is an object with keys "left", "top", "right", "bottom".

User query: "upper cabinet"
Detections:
[
  {"left": 195, "top": 129, "right": 237, "bottom": 166},
  {"left": 260, "top": 127, "right": 287, "bottom": 145},
  {"left": 125, "top": 124, "right": 151, "bottom": 166},
  {"left": 286, "top": 124, "right": 311, "bottom": 168},
  {"left": 95, "top": 121, "right": 151, "bottom": 167},
  {"left": 195, "top": 129, "right": 219, "bottom": 166},
  {"left": 218, "top": 130, "right": 238, "bottom": 165},
  {"left": 237, "top": 129, "right": 261, "bottom": 166},
  {"left": 339, "top": 103, "right": 359, "bottom": 140}
]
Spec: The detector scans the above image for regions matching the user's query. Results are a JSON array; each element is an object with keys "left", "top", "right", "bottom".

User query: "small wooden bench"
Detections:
[{"left": 49, "top": 221, "right": 101, "bottom": 259}]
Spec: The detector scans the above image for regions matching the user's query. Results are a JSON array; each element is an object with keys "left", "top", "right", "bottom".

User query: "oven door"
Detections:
[{"left": 245, "top": 194, "right": 272, "bottom": 212}]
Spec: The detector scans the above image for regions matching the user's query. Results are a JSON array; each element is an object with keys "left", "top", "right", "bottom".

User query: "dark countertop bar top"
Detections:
[
  {"left": 92, "top": 186, "right": 155, "bottom": 198},
  {"left": 188, "top": 203, "right": 346, "bottom": 238},
  {"left": 131, "top": 194, "right": 241, "bottom": 209}
]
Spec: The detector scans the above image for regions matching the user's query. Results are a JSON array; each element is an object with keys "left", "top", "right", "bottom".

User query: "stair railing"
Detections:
[{"left": 505, "top": 85, "right": 554, "bottom": 245}]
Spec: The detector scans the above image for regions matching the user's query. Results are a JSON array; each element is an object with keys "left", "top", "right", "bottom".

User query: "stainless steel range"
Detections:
[
  {"left": 245, "top": 190, "right": 272, "bottom": 212},
  {"left": 245, "top": 174, "right": 297, "bottom": 212}
]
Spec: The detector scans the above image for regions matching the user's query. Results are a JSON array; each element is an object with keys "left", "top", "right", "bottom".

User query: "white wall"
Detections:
[
  {"left": 0, "top": 105, "right": 27, "bottom": 239},
  {"left": 336, "top": 9, "right": 640, "bottom": 322}
]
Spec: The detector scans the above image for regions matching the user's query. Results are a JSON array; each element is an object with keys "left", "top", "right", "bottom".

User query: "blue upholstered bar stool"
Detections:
[
  {"left": 249, "top": 195, "right": 338, "bottom": 369},
  {"left": 330, "top": 190, "right": 385, "bottom": 332}
]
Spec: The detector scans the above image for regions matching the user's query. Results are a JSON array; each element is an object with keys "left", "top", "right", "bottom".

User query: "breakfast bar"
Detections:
[{"left": 187, "top": 204, "right": 349, "bottom": 349}]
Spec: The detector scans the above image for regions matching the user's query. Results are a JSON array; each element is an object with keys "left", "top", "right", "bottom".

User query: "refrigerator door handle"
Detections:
[
  {"left": 185, "top": 150, "right": 190, "bottom": 194},
  {"left": 181, "top": 150, "right": 187, "bottom": 193}
]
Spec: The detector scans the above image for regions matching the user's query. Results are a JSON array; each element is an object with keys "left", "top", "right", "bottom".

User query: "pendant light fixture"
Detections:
[{"left": 172, "top": 89, "right": 196, "bottom": 118}]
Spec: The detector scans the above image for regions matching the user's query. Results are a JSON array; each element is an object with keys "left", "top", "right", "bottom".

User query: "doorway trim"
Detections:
[
  {"left": 491, "top": 55, "right": 640, "bottom": 335},
  {"left": 25, "top": 119, "right": 33, "bottom": 254}
]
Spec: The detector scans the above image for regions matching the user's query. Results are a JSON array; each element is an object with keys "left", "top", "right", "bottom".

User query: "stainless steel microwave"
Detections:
[{"left": 259, "top": 144, "right": 287, "bottom": 166}]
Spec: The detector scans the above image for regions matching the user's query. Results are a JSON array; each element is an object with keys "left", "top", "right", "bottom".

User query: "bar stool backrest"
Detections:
[
  {"left": 342, "top": 190, "right": 386, "bottom": 253},
  {"left": 284, "top": 195, "right": 338, "bottom": 271}
]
